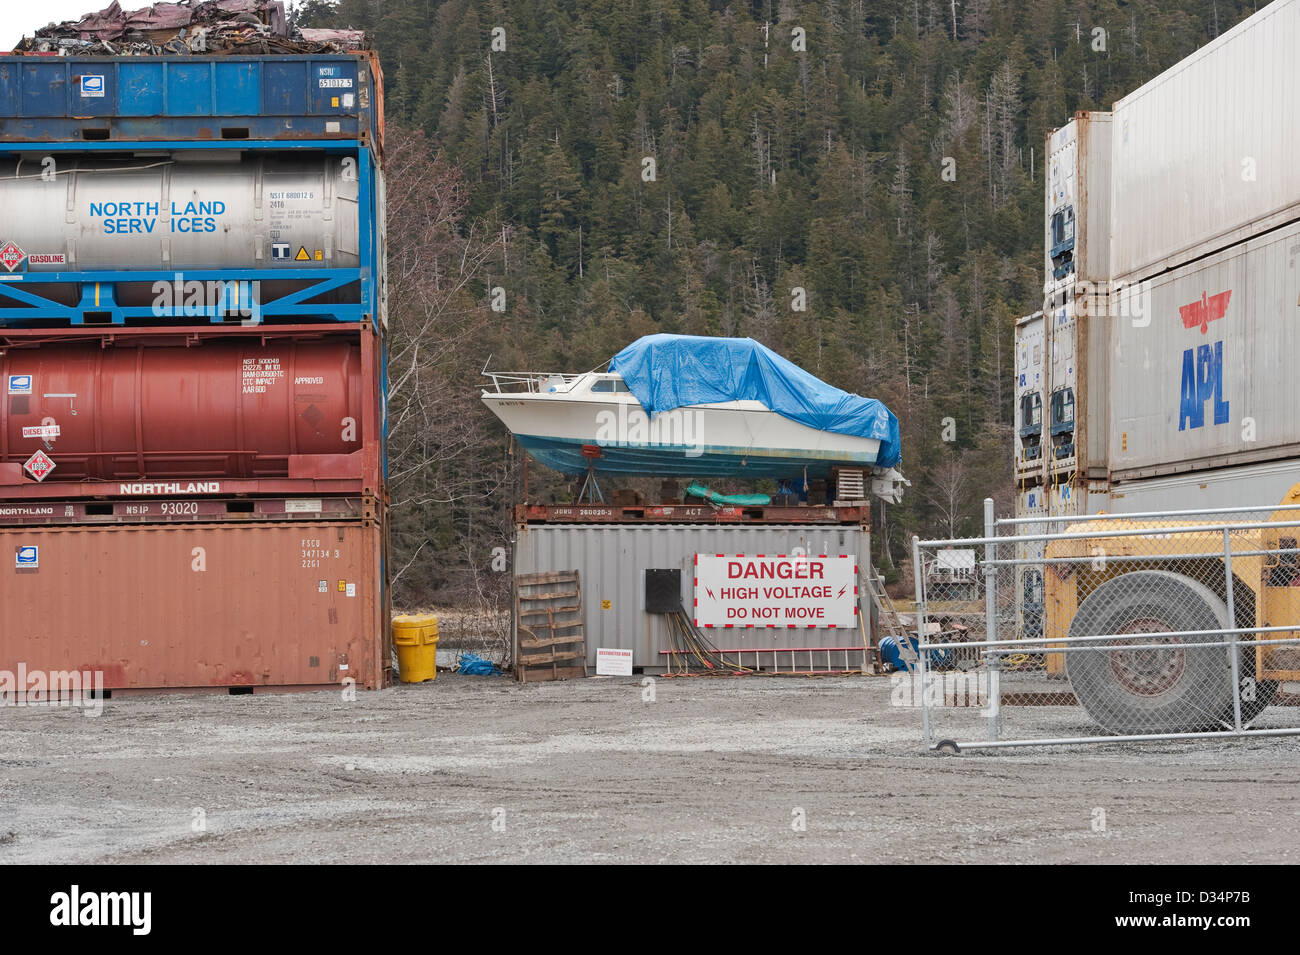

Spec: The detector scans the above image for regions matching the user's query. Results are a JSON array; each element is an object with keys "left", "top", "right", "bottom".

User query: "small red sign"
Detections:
[
  {"left": 0, "top": 241, "right": 25, "bottom": 272},
  {"left": 23, "top": 449, "right": 55, "bottom": 481}
]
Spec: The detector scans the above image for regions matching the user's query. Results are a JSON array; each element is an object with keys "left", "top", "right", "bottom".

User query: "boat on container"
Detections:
[{"left": 481, "top": 334, "right": 903, "bottom": 485}]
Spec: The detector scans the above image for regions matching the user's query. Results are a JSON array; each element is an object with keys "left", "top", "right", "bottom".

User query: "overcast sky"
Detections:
[{"left": 0, "top": 0, "right": 218, "bottom": 51}]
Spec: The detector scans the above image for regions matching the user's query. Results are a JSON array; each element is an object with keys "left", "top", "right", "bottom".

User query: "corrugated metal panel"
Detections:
[
  {"left": 514, "top": 523, "right": 869, "bottom": 671},
  {"left": 1109, "top": 460, "right": 1300, "bottom": 513},
  {"left": 0, "top": 518, "right": 386, "bottom": 689},
  {"left": 1076, "top": 113, "right": 1112, "bottom": 284},
  {"left": 1109, "top": 0, "right": 1300, "bottom": 282},
  {"left": 1108, "top": 218, "right": 1300, "bottom": 478}
]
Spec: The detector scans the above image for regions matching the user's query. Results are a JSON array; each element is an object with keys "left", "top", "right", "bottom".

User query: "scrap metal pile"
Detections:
[{"left": 12, "top": 1, "right": 367, "bottom": 55}]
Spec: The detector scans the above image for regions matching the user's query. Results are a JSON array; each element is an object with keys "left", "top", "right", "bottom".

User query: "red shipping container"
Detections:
[{"left": 0, "top": 504, "right": 390, "bottom": 691}]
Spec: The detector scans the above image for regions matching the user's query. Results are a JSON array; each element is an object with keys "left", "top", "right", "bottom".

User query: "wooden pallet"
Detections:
[{"left": 515, "top": 570, "right": 588, "bottom": 682}]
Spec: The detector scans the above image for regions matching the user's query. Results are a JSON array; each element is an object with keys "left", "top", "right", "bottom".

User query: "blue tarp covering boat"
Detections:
[{"left": 608, "top": 334, "right": 902, "bottom": 468}]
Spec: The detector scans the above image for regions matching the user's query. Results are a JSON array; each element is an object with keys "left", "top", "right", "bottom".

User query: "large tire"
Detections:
[
  {"left": 1239, "top": 648, "right": 1278, "bottom": 725},
  {"left": 1066, "top": 571, "right": 1235, "bottom": 734}
]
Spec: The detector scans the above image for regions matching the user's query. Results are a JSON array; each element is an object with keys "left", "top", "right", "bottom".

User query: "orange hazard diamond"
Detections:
[{"left": 23, "top": 449, "right": 55, "bottom": 481}]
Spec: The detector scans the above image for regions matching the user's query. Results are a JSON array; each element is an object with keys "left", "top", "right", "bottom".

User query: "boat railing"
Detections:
[{"left": 481, "top": 371, "right": 588, "bottom": 394}]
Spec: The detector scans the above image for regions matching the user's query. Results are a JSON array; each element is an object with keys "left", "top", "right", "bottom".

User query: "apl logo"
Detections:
[
  {"left": 1179, "top": 289, "right": 1231, "bottom": 334},
  {"left": 1178, "top": 289, "right": 1231, "bottom": 431}
]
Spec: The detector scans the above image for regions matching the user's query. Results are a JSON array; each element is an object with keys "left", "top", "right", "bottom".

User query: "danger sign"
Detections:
[
  {"left": 23, "top": 449, "right": 56, "bottom": 481},
  {"left": 693, "top": 554, "right": 858, "bottom": 629}
]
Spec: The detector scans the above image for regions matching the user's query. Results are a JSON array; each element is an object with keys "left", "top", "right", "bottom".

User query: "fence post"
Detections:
[
  {"left": 1223, "top": 527, "right": 1243, "bottom": 733},
  {"left": 912, "top": 533, "right": 932, "bottom": 746},
  {"left": 985, "top": 652, "right": 1001, "bottom": 741},
  {"left": 983, "top": 498, "right": 1000, "bottom": 740}
]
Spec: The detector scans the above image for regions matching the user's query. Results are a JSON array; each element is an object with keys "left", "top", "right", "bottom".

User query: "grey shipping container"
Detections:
[
  {"left": 513, "top": 522, "right": 870, "bottom": 673},
  {"left": 1109, "top": 0, "right": 1300, "bottom": 283},
  {"left": 1108, "top": 217, "right": 1300, "bottom": 480}
]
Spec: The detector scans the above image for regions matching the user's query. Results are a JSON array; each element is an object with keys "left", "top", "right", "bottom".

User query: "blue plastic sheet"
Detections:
[
  {"left": 457, "top": 652, "right": 503, "bottom": 676},
  {"left": 608, "top": 335, "right": 901, "bottom": 468}
]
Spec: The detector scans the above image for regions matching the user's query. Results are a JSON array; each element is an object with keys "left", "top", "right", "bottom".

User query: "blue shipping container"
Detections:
[{"left": 0, "top": 54, "right": 382, "bottom": 150}]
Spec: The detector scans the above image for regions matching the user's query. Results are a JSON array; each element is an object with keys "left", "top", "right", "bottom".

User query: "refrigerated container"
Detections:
[
  {"left": 1108, "top": 218, "right": 1300, "bottom": 480},
  {"left": 1109, "top": 0, "right": 1300, "bottom": 283},
  {"left": 1108, "top": 460, "right": 1300, "bottom": 514},
  {"left": 1045, "top": 113, "right": 1112, "bottom": 286},
  {"left": 1014, "top": 311, "right": 1045, "bottom": 482}
]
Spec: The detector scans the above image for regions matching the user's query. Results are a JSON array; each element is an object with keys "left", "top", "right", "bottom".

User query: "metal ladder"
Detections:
[{"left": 866, "top": 563, "right": 920, "bottom": 671}]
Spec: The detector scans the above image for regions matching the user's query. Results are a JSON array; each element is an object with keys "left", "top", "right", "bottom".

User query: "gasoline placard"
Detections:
[{"left": 693, "top": 554, "right": 857, "bottom": 628}]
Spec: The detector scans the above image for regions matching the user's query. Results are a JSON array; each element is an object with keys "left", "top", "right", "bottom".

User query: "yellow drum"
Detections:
[{"left": 392, "top": 614, "right": 439, "bottom": 683}]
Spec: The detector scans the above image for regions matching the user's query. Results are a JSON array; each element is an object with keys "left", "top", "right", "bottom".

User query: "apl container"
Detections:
[
  {"left": 1108, "top": 218, "right": 1300, "bottom": 481},
  {"left": 392, "top": 614, "right": 439, "bottom": 683},
  {"left": 1109, "top": 0, "right": 1300, "bottom": 283}
]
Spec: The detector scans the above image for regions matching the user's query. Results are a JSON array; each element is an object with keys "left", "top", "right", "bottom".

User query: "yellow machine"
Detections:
[{"left": 1042, "top": 484, "right": 1300, "bottom": 732}]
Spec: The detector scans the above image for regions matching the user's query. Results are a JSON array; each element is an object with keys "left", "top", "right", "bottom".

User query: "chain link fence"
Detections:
[{"left": 906, "top": 498, "right": 1300, "bottom": 750}]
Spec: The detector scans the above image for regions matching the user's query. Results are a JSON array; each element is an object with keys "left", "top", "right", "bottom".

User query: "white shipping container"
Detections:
[
  {"left": 1011, "top": 481, "right": 1109, "bottom": 641},
  {"left": 1109, "top": 0, "right": 1300, "bottom": 282},
  {"left": 1014, "top": 485, "right": 1050, "bottom": 641},
  {"left": 1014, "top": 311, "right": 1046, "bottom": 482},
  {"left": 1108, "top": 460, "right": 1300, "bottom": 514},
  {"left": 1109, "top": 219, "right": 1300, "bottom": 479},
  {"left": 1044, "top": 113, "right": 1112, "bottom": 285}
]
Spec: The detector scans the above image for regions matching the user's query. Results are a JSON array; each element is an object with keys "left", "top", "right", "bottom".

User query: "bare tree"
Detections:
[
  {"left": 382, "top": 126, "right": 510, "bottom": 612},
  {"left": 925, "top": 451, "right": 971, "bottom": 538}
]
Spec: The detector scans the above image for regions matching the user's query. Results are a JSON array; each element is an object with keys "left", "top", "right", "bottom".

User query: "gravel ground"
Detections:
[{"left": 2, "top": 673, "right": 1298, "bottom": 864}]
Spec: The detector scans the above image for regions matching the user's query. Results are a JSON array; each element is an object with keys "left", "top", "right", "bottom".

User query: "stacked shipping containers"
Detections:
[
  {"left": 1104, "top": 0, "right": 1300, "bottom": 505},
  {"left": 1013, "top": 114, "right": 1113, "bottom": 628},
  {"left": 1015, "top": 0, "right": 1300, "bottom": 541},
  {"left": 0, "top": 54, "right": 390, "bottom": 690}
]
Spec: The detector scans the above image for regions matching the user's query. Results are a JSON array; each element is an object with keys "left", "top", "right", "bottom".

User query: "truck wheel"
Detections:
[{"left": 1066, "top": 571, "right": 1234, "bottom": 734}]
